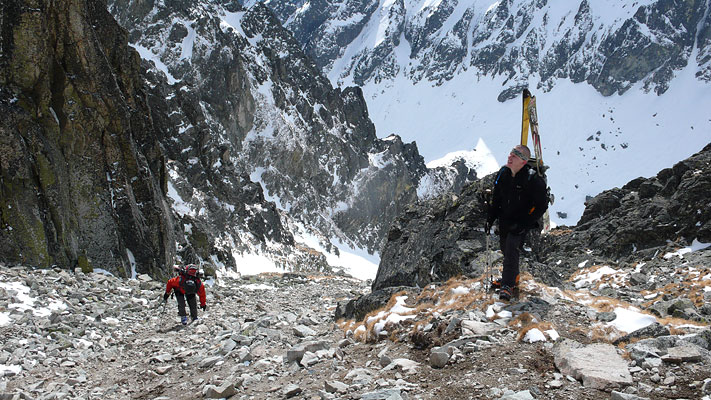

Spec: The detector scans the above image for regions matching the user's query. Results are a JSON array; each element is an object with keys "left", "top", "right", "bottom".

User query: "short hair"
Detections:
[{"left": 514, "top": 145, "right": 531, "bottom": 160}]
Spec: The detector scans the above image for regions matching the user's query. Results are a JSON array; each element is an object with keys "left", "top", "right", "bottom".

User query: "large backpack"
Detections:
[{"left": 178, "top": 265, "right": 201, "bottom": 295}]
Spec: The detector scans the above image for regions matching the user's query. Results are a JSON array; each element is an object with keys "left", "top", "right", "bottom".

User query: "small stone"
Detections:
[
  {"left": 547, "top": 380, "right": 564, "bottom": 388},
  {"left": 499, "top": 390, "right": 535, "bottom": 399},
  {"left": 661, "top": 345, "right": 703, "bottom": 363},
  {"left": 610, "top": 391, "right": 650, "bottom": 400},
  {"left": 360, "top": 389, "right": 403, "bottom": 400},
  {"left": 338, "top": 338, "right": 354, "bottom": 348},
  {"left": 596, "top": 311, "right": 617, "bottom": 322},
  {"left": 204, "top": 383, "right": 237, "bottom": 399},
  {"left": 324, "top": 381, "right": 348, "bottom": 394},
  {"left": 300, "top": 351, "right": 319, "bottom": 367},
  {"left": 293, "top": 325, "right": 317, "bottom": 338},
  {"left": 199, "top": 356, "right": 223, "bottom": 368},
  {"left": 155, "top": 365, "right": 173, "bottom": 375},
  {"left": 702, "top": 379, "right": 711, "bottom": 394},
  {"left": 429, "top": 351, "right": 449, "bottom": 369},
  {"left": 284, "top": 384, "right": 302, "bottom": 398}
]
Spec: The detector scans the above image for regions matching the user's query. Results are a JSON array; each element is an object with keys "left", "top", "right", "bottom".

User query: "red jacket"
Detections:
[{"left": 165, "top": 276, "right": 206, "bottom": 306}]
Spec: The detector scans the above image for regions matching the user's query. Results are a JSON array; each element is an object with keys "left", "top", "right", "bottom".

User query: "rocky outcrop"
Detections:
[
  {"left": 372, "top": 176, "right": 493, "bottom": 291},
  {"left": 0, "top": 0, "right": 175, "bottom": 276},
  {"left": 542, "top": 143, "right": 711, "bottom": 264}
]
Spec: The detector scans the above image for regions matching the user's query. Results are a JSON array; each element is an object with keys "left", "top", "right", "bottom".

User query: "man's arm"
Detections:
[{"left": 525, "top": 176, "right": 549, "bottom": 227}]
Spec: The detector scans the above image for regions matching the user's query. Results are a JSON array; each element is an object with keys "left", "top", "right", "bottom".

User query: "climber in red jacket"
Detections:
[{"left": 163, "top": 264, "right": 207, "bottom": 325}]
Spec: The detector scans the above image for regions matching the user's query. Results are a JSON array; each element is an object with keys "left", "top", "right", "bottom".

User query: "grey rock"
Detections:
[
  {"left": 360, "top": 389, "right": 403, "bottom": 400},
  {"left": 629, "top": 273, "right": 648, "bottom": 286},
  {"left": 499, "top": 390, "right": 535, "bottom": 400},
  {"left": 283, "top": 384, "right": 302, "bottom": 398},
  {"left": 293, "top": 324, "right": 317, "bottom": 338},
  {"left": 429, "top": 351, "right": 450, "bottom": 369},
  {"left": 610, "top": 391, "right": 650, "bottom": 400},
  {"left": 613, "top": 323, "right": 670, "bottom": 345},
  {"left": 596, "top": 311, "right": 617, "bottom": 322},
  {"left": 461, "top": 320, "right": 500, "bottom": 335},
  {"left": 300, "top": 351, "right": 319, "bottom": 367},
  {"left": 547, "top": 379, "right": 564, "bottom": 388},
  {"left": 199, "top": 356, "right": 223, "bottom": 368},
  {"left": 324, "top": 380, "right": 349, "bottom": 394},
  {"left": 553, "top": 340, "right": 633, "bottom": 390},
  {"left": 338, "top": 338, "right": 355, "bottom": 348},
  {"left": 661, "top": 344, "right": 703, "bottom": 363},
  {"left": 204, "top": 383, "right": 237, "bottom": 399},
  {"left": 219, "top": 339, "right": 237, "bottom": 355},
  {"left": 703, "top": 379, "right": 711, "bottom": 394}
]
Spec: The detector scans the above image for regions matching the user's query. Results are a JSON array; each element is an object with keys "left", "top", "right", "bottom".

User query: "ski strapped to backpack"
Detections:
[{"left": 520, "top": 89, "right": 555, "bottom": 232}]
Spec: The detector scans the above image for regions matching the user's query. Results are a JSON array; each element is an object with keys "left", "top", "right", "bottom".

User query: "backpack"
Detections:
[{"left": 178, "top": 265, "right": 201, "bottom": 295}]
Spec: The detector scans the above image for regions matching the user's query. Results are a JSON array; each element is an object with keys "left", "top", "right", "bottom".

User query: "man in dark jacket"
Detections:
[{"left": 486, "top": 145, "right": 548, "bottom": 300}]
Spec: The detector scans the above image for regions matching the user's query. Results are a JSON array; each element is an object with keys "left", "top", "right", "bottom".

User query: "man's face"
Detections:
[{"left": 506, "top": 147, "right": 528, "bottom": 170}]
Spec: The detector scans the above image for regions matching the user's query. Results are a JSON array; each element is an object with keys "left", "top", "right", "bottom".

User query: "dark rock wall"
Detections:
[
  {"left": 372, "top": 176, "right": 494, "bottom": 291},
  {"left": 0, "top": 0, "right": 175, "bottom": 275}
]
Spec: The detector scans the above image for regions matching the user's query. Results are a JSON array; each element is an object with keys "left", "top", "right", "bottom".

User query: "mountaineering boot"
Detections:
[
  {"left": 499, "top": 286, "right": 514, "bottom": 301},
  {"left": 181, "top": 316, "right": 188, "bottom": 325},
  {"left": 490, "top": 274, "right": 520, "bottom": 291},
  {"left": 191, "top": 317, "right": 198, "bottom": 323}
]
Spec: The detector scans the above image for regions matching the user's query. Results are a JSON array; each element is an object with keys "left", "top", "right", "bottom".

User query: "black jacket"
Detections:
[{"left": 488, "top": 165, "right": 548, "bottom": 232}]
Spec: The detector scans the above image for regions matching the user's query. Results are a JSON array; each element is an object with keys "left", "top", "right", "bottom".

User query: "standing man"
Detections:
[
  {"left": 163, "top": 264, "right": 207, "bottom": 325},
  {"left": 485, "top": 145, "right": 548, "bottom": 300}
]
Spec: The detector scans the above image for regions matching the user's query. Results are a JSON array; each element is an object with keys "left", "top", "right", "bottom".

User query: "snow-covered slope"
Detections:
[{"left": 252, "top": 0, "right": 711, "bottom": 225}]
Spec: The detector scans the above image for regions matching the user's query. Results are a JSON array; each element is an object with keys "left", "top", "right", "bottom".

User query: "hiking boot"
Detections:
[
  {"left": 499, "top": 286, "right": 514, "bottom": 301},
  {"left": 181, "top": 316, "right": 188, "bottom": 325},
  {"left": 490, "top": 274, "right": 520, "bottom": 290},
  {"left": 191, "top": 317, "right": 198, "bottom": 323}
]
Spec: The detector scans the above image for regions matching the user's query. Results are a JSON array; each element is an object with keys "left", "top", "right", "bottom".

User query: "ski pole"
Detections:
[{"left": 485, "top": 231, "right": 491, "bottom": 295}]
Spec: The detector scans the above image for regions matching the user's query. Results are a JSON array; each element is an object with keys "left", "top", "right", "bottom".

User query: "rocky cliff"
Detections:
[
  {"left": 105, "top": 0, "right": 473, "bottom": 257},
  {"left": 0, "top": 0, "right": 176, "bottom": 276}
]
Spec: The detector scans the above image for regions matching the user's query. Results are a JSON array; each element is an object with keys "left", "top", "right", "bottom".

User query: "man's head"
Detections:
[{"left": 506, "top": 144, "right": 530, "bottom": 174}]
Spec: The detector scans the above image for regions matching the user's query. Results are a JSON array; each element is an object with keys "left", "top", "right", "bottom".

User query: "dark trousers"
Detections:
[
  {"left": 175, "top": 292, "right": 198, "bottom": 319},
  {"left": 499, "top": 227, "right": 526, "bottom": 288}
]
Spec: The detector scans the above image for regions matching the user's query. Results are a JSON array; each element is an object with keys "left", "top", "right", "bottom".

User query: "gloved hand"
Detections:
[
  {"left": 163, "top": 293, "right": 169, "bottom": 302},
  {"left": 200, "top": 305, "right": 206, "bottom": 311},
  {"left": 484, "top": 216, "right": 495, "bottom": 234}
]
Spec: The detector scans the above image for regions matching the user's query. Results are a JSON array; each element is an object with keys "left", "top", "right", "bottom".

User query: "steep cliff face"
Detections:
[
  {"left": 0, "top": 0, "right": 175, "bottom": 276},
  {"left": 106, "top": 0, "right": 459, "bottom": 256}
]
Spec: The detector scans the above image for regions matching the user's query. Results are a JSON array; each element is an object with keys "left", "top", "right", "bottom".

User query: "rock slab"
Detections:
[{"left": 553, "top": 340, "right": 633, "bottom": 390}]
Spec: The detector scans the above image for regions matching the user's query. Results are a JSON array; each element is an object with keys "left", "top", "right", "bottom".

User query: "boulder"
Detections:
[{"left": 553, "top": 340, "right": 632, "bottom": 390}]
